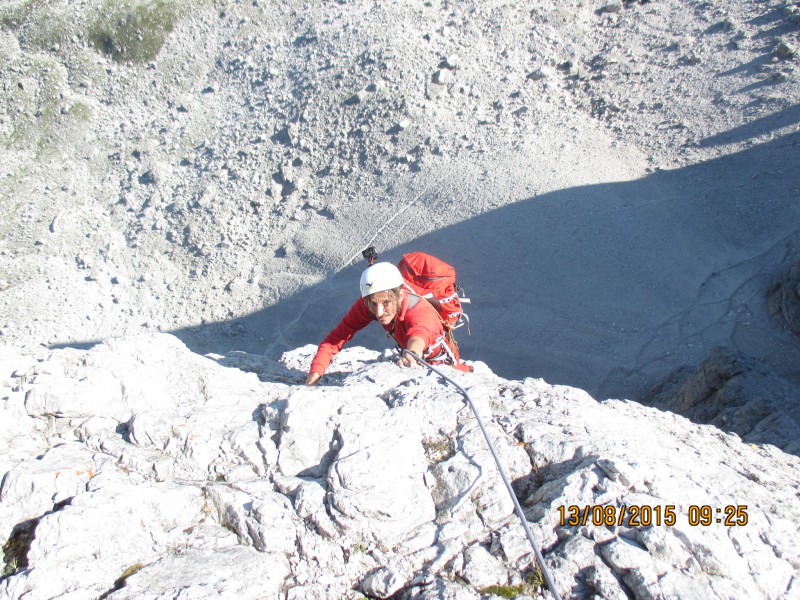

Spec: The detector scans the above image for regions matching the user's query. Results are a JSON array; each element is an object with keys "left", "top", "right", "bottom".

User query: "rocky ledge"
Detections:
[{"left": 1, "top": 334, "right": 798, "bottom": 599}]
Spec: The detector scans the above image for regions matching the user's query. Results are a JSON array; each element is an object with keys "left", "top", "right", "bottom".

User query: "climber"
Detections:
[{"left": 305, "top": 262, "right": 458, "bottom": 385}]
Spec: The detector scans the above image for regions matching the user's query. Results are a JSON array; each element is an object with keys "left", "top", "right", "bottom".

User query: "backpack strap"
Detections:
[
  {"left": 405, "top": 290, "right": 422, "bottom": 309},
  {"left": 398, "top": 288, "right": 469, "bottom": 368}
]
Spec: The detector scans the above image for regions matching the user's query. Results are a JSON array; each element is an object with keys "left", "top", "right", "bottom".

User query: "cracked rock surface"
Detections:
[{"left": 0, "top": 334, "right": 798, "bottom": 599}]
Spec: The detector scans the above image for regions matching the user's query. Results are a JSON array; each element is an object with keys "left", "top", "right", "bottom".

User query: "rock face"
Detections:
[
  {"left": 1, "top": 334, "right": 798, "bottom": 599},
  {"left": 642, "top": 347, "right": 800, "bottom": 455},
  {"left": 769, "top": 259, "right": 800, "bottom": 339}
]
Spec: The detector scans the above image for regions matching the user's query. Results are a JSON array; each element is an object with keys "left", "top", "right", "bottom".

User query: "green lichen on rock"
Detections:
[
  {"left": 89, "top": 0, "right": 180, "bottom": 63},
  {"left": 67, "top": 101, "right": 92, "bottom": 123},
  {"left": 0, "top": 0, "right": 32, "bottom": 31},
  {"left": 0, "top": 0, "right": 83, "bottom": 51},
  {"left": 0, "top": 53, "right": 92, "bottom": 156}
]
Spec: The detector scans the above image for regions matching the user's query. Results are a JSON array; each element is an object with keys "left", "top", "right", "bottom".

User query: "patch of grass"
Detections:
[
  {"left": 97, "top": 563, "right": 145, "bottom": 599},
  {"left": 115, "top": 562, "right": 145, "bottom": 585},
  {"left": 479, "top": 585, "right": 526, "bottom": 599},
  {"left": 0, "top": 1, "right": 33, "bottom": 31},
  {"left": 88, "top": 0, "right": 180, "bottom": 63},
  {"left": 0, "top": 0, "right": 81, "bottom": 51},
  {"left": 478, "top": 568, "right": 544, "bottom": 598},
  {"left": 422, "top": 436, "right": 454, "bottom": 464},
  {"left": 525, "top": 566, "right": 544, "bottom": 590}
]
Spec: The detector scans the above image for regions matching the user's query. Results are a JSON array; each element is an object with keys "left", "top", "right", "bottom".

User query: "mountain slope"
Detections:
[{"left": 0, "top": 0, "right": 798, "bottom": 399}]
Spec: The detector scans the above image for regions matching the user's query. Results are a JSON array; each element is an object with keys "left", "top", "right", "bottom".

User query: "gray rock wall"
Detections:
[
  {"left": 769, "top": 258, "right": 800, "bottom": 339},
  {"left": 1, "top": 334, "right": 798, "bottom": 599},
  {"left": 643, "top": 347, "right": 800, "bottom": 455}
]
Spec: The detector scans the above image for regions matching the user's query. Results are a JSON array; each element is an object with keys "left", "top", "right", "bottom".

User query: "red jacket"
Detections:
[{"left": 309, "top": 291, "right": 444, "bottom": 377}]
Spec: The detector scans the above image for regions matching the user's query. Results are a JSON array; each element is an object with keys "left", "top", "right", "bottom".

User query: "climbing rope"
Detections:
[{"left": 401, "top": 350, "right": 563, "bottom": 600}]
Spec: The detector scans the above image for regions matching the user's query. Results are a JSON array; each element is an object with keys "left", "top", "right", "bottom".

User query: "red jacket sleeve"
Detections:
[{"left": 309, "top": 298, "right": 373, "bottom": 376}]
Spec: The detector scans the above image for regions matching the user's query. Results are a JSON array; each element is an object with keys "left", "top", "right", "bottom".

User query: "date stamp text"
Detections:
[{"left": 557, "top": 504, "right": 748, "bottom": 527}]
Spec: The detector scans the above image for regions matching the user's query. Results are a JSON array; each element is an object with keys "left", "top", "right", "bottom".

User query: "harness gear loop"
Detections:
[
  {"left": 401, "top": 349, "right": 563, "bottom": 600},
  {"left": 385, "top": 291, "right": 460, "bottom": 365}
]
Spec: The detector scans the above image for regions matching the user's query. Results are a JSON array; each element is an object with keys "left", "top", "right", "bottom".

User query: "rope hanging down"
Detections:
[{"left": 401, "top": 350, "right": 563, "bottom": 600}]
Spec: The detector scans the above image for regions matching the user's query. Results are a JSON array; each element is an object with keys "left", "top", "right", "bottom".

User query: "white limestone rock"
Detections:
[
  {"left": 73, "top": 415, "right": 120, "bottom": 441},
  {"left": 0, "top": 378, "right": 48, "bottom": 494},
  {"left": 327, "top": 408, "right": 437, "bottom": 544},
  {"left": 459, "top": 544, "right": 508, "bottom": 589},
  {"left": 430, "top": 452, "right": 481, "bottom": 513},
  {"left": 248, "top": 489, "right": 300, "bottom": 553},
  {"left": 458, "top": 421, "right": 529, "bottom": 524},
  {"left": 584, "top": 563, "right": 627, "bottom": 600},
  {"left": 208, "top": 481, "right": 298, "bottom": 554},
  {"left": 361, "top": 566, "right": 405, "bottom": 598},
  {"left": 24, "top": 364, "right": 124, "bottom": 419},
  {"left": 1, "top": 335, "right": 799, "bottom": 600},
  {"left": 276, "top": 387, "right": 345, "bottom": 477},
  {"left": 0, "top": 481, "right": 205, "bottom": 598},
  {"left": 294, "top": 478, "right": 339, "bottom": 539},
  {"left": 0, "top": 442, "right": 97, "bottom": 543},
  {"left": 405, "top": 579, "right": 481, "bottom": 600},
  {"left": 106, "top": 546, "right": 290, "bottom": 599},
  {"left": 600, "top": 536, "right": 656, "bottom": 574}
]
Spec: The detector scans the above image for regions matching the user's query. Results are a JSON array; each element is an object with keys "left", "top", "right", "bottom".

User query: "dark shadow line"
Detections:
[{"left": 698, "top": 103, "right": 800, "bottom": 147}]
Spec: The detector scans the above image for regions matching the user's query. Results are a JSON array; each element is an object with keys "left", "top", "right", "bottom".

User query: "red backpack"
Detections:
[{"left": 397, "top": 252, "right": 470, "bottom": 332}]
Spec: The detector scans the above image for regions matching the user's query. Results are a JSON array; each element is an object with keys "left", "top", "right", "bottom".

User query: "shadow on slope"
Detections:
[
  {"left": 699, "top": 104, "right": 800, "bottom": 147},
  {"left": 172, "top": 127, "right": 800, "bottom": 406}
]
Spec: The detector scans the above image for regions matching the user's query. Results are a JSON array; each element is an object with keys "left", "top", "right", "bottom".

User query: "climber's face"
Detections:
[{"left": 364, "top": 288, "right": 402, "bottom": 326}]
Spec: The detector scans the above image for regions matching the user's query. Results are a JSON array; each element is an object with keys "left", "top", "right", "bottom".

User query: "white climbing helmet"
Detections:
[{"left": 359, "top": 262, "right": 404, "bottom": 298}]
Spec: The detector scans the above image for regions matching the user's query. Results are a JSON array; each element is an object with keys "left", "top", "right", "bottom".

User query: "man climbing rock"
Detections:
[{"left": 305, "top": 261, "right": 466, "bottom": 385}]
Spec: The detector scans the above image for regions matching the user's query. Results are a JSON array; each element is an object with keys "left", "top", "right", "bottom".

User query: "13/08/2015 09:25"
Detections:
[{"left": 557, "top": 505, "right": 749, "bottom": 527}]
